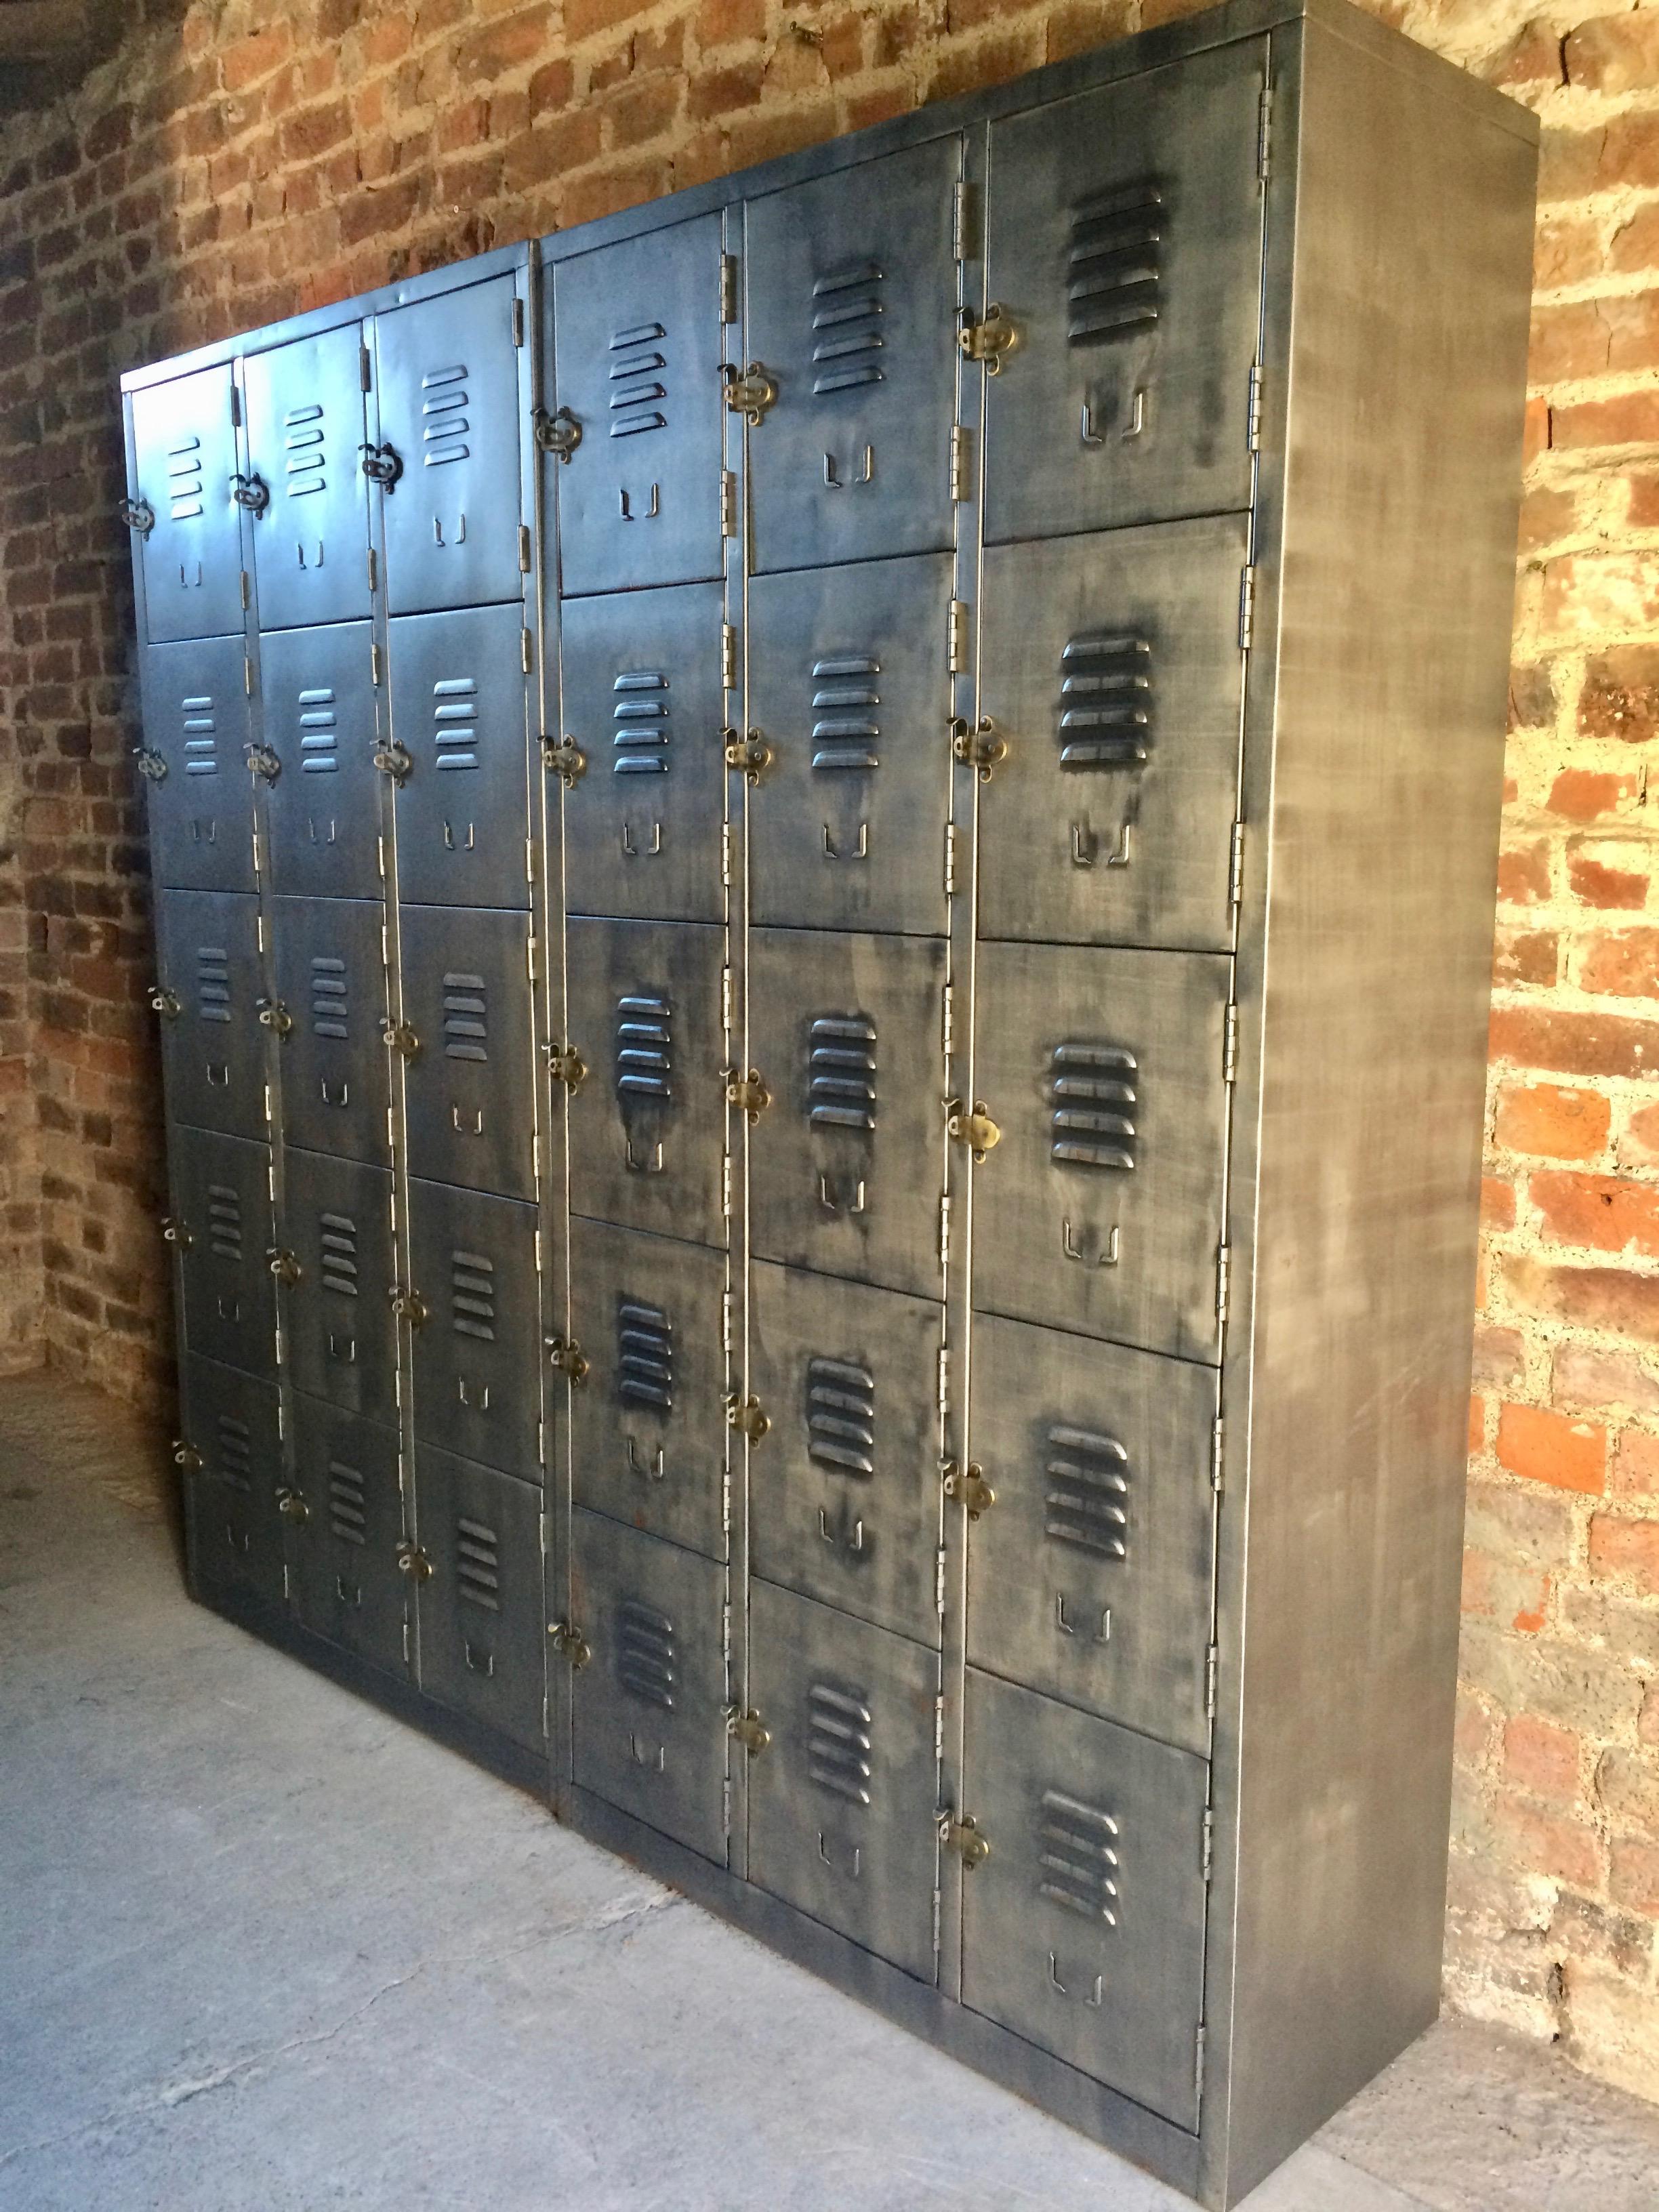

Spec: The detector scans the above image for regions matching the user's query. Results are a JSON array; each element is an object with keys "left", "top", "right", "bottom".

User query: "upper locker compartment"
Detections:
[
  {"left": 981, "top": 41, "right": 1265, "bottom": 544},
  {"left": 550, "top": 212, "right": 725, "bottom": 599},
  {"left": 745, "top": 137, "right": 961, "bottom": 575},
  {"left": 242, "top": 321, "right": 371, "bottom": 632},
  {"left": 373, "top": 273, "right": 525, "bottom": 616},
  {"left": 127, "top": 363, "right": 245, "bottom": 644}
]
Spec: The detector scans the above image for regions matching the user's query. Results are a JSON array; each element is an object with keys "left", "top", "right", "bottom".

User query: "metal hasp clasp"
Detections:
[
  {"left": 373, "top": 741, "right": 413, "bottom": 785},
  {"left": 256, "top": 996, "right": 292, "bottom": 1037},
  {"left": 725, "top": 1067, "right": 770, "bottom": 1122},
  {"left": 360, "top": 441, "right": 404, "bottom": 489},
  {"left": 726, "top": 1392, "right": 769, "bottom": 1444},
  {"left": 958, "top": 305, "right": 1018, "bottom": 373},
  {"left": 942, "top": 1458, "right": 995, "bottom": 1520},
  {"left": 722, "top": 362, "right": 777, "bottom": 426},
  {"left": 940, "top": 1811, "right": 991, "bottom": 1868},
  {"left": 727, "top": 1705, "right": 771, "bottom": 1753},
  {"left": 946, "top": 1096, "right": 1001, "bottom": 1162},
  {"left": 549, "top": 1619, "right": 591, "bottom": 1668},
  {"left": 149, "top": 984, "right": 182, "bottom": 1020},
  {"left": 951, "top": 717, "right": 1006, "bottom": 780},
  {"left": 545, "top": 1040, "right": 586, "bottom": 1090},
  {"left": 171, "top": 1439, "right": 203, "bottom": 1472},
  {"left": 230, "top": 471, "right": 270, "bottom": 515},
  {"left": 119, "top": 495, "right": 155, "bottom": 537},
  {"left": 133, "top": 745, "right": 167, "bottom": 783},
  {"left": 245, "top": 744, "right": 281, "bottom": 783},
  {"left": 160, "top": 1215, "right": 192, "bottom": 1249},
  {"left": 541, "top": 735, "right": 587, "bottom": 787},
  {"left": 276, "top": 1487, "right": 310, "bottom": 1523},
  {"left": 533, "top": 407, "right": 583, "bottom": 461},
  {"left": 547, "top": 1334, "right": 590, "bottom": 1385},
  {"left": 382, "top": 1019, "right": 419, "bottom": 1060},
  {"left": 723, "top": 728, "right": 771, "bottom": 784},
  {"left": 395, "top": 1541, "right": 433, "bottom": 1581},
  {"left": 266, "top": 1247, "right": 302, "bottom": 1285},
  {"left": 389, "top": 1286, "right": 428, "bottom": 1327}
]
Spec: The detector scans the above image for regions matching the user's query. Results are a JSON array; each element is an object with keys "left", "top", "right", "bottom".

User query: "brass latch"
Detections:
[
  {"left": 267, "top": 1247, "right": 302, "bottom": 1285},
  {"left": 546, "top": 1042, "right": 586, "bottom": 1089},
  {"left": 276, "top": 1488, "right": 310, "bottom": 1523},
  {"left": 727, "top": 1705, "right": 771, "bottom": 1753},
  {"left": 549, "top": 1619, "right": 592, "bottom": 1668},
  {"left": 723, "top": 728, "right": 771, "bottom": 783},
  {"left": 160, "top": 1215, "right": 192, "bottom": 1249},
  {"left": 119, "top": 495, "right": 155, "bottom": 536},
  {"left": 148, "top": 985, "right": 181, "bottom": 1020},
  {"left": 547, "top": 1334, "right": 590, "bottom": 1385},
  {"left": 725, "top": 1068, "right": 770, "bottom": 1122},
  {"left": 957, "top": 304, "right": 1018, "bottom": 372},
  {"left": 382, "top": 1019, "right": 419, "bottom": 1060},
  {"left": 541, "top": 735, "right": 587, "bottom": 786},
  {"left": 726, "top": 1392, "right": 770, "bottom": 1444},
  {"left": 533, "top": 406, "right": 583, "bottom": 460},
  {"left": 942, "top": 1458, "right": 995, "bottom": 1520},
  {"left": 951, "top": 716, "right": 1006, "bottom": 779},
  {"left": 940, "top": 1811, "right": 991, "bottom": 1867},
  {"left": 722, "top": 362, "right": 777, "bottom": 425},
  {"left": 373, "top": 742, "right": 413, "bottom": 784},
  {"left": 395, "top": 1541, "right": 433, "bottom": 1581},
  {"left": 360, "top": 441, "right": 405, "bottom": 489},
  {"left": 256, "top": 997, "right": 293, "bottom": 1037},
  {"left": 390, "top": 1286, "right": 428, "bottom": 1328},
  {"left": 171, "top": 1439, "right": 203, "bottom": 1472},
  {"left": 230, "top": 470, "right": 270, "bottom": 515},
  {"left": 133, "top": 745, "right": 167, "bottom": 783},
  {"left": 245, "top": 743, "right": 281, "bottom": 782},
  {"left": 946, "top": 1097, "right": 1002, "bottom": 1162}
]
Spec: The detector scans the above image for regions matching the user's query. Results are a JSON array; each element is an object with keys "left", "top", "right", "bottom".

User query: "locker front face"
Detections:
[
  {"left": 570, "top": 1509, "right": 729, "bottom": 1864},
  {"left": 399, "top": 905, "right": 535, "bottom": 1201},
  {"left": 747, "top": 554, "right": 954, "bottom": 937},
  {"left": 565, "top": 917, "right": 726, "bottom": 1248},
  {"left": 981, "top": 43, "right": 1265, "bottom": 547},
  {"left": 970, "top": 941, "right": 1231, "bottom": 1361},
  {"left": 153, "top": 888, "right": 267, "bottom": 1141},
  {"left": 127, "top": 365, "right": 244, "bottom": 644},
  {"left": 414, "top": 1444, "right": 546, "bottom": 1753},
  {"left": 408, "top": 1177, "right": 541, "bottom": 1481},
  {"left": 744, "top": 138, "right": 962, "bottom": 575},
  {"left": 747, "top": 928, "right": 946, "bottom": 1300},
  {"left": 559, "top": 581, "right": 725, "bottom": 925},
  {"left": 976, "top": 516, "right": 1248, "bottom": 951},
  {"left": 281, "top": 1150, "right": 398, "bottom": 1429},
  {"left": 966, "top": 1313, "right": 1216, "bottom": 1755},
  {"left": 569, "top": 1219, "right": 728, "bottom": 1562},
  {"left": 260, "top": 621, "right": 382, "bottom": 899},
  {"left": 136, "top": 637, "right": 255, "bottom": 893},
  {"left": 242, "top": 322, "right": 372, "bottom": 632},
  {"left": 960, "top": 1668, "right": 1208, "bottom": 2131},
  {"left": 551, "top": 213, "right": 725, "bottom": 599},
  {"left": 746, "top": 1581, "right": 939, "bottom": 1982},
  {"left": 749, "top": 1262, "right": 943, "bottom": 1648},
  {"left": 286, "top": 1397, "right": 407, "bottom": 1673},
  {"left": 386, "top": 603, "right": 531, "bottom": 910},
  {"left": 373, "top": 274, "right": 525, "bottom": 615},
  {"left": 171, "top": 1129, "right": 276, "bottom": 1376},
  {"left": 270, "top": 895, "right": 388, "bottom": 1164},
  {"left": 181, "top": 1356, "right": 285, "bottom": 1614}
]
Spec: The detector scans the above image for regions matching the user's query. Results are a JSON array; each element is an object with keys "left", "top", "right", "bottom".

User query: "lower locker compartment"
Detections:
[
  {"left": 169, "top": 1126, "right": 276, "bottom": 1378},
  {"left": 408, "top": 1176, "right": 542, "bottom": 1481},
  {"left": 746, "top": 1580, "right": 940, "bottom": 1983},
  {"left": 569, "top": 1509, "right": 729, "bottom": 1864},
  {"left": 281, "top": 1149, "right": 397, "bottom": 1429},
  {"left": 960, "top": 1668, "right": 1209, "bottom": 2132},
  {"left": 286, "top": 1395, "right": 407, "bottom": 1675},
  {"left": 413, "top": 1442, "right": 546, "bottom": 1753},
  {"left": 180, "top": 1355, "right": 285, "bottom": 1616}
]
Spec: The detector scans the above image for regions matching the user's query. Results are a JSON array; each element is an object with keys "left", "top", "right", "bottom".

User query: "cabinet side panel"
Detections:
[{"left": 1225, "top": 24, "right": 1536, "bottom": 2200}]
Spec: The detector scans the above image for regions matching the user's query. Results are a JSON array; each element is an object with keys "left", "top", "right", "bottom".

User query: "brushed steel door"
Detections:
[
  {"left": 181, "top": 1354, "right": 285, "bottom": 1614},
  {"left": 398, "top": 904, "right": 535, "bottom": 1201},
  {"left": 270, "top": 895, "right": 388, "bottom": 1164},
  {"left": 137, "top": 637, "right": 255, "bottom": 893},
  {"left": 560, "top": 581, "right": 725, "bottom": 924},
  {"left": 386, "top": 602, "right": 531, "bottom": 909},
  {"left": 570, "top": 1507, "right": 729, "bottom": 1862},
  {"left": 970, "top": 941, "right": 1230, "bottom": 1362},
  {"left": 565, "top": 917, "right": 726, "bottom": 1248},
  {"left": 745, "top": 138, "right": 961, "bottom": 575},
  {"left": 552, "top": 212, "right": 724, "bottom": 598},
  {"left": 960, "top": 1667, "right": 1208, "bottom": 2130},
  {"left": 243, "top": 321, "right": 371, "bottom": 632},
  {"left": 569, "top": 1218, "right": 727, "bottom": 1562},
  {"left": 414, "top": 1443, "right": 546, "bottom": 1753},
  {"left": 747, "top": 553, "right": 953, "bottom": 936},
  {"left": 153, "top": 888, "right": 267, "bottom": 1141},
  {"left": 965, "top": 1313, "right": 1216, "bottom": 1755},
  {"left": 749, "top": 1261, "right": 943, "bottom": 1648},
  {"left": 977, "top": 516, "right": 1248, "bottom": 949},
  {"left": 286, "top": 1397, "right": 407, "bottom": 1673},
  {"left": 747, "top": 927, "right": 945, "bottom": 1300},
  {"left": 374, "top": 274, "right": 524, "bottom": 615},
  {"left": 260, "top": 621, "right": 382, "bottom": 900},
  {"left": 407, "top": 1176, "right": 541, "bottom": 1481},
  {"left": 281, "top": 1149, "right": 397, "bottom": 1430},
  {"left": 747, "top": 1580, "right": 939, "bottom": 1982},
  {"left": 128, "top": 363, "right": 244, "bottom": 644},
  {"left": 170, "top": 1128, "right": 276, "bottom": 1377}
]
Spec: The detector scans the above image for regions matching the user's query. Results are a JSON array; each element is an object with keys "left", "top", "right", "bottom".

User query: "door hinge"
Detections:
[
  {"left": 526, "top": 834, "right": 536, "bottom": 884},
  {"left": 727, "top": 1705, "right": 771, "bottom": 1753},
  {"left": 533, "top": 1230, "right": 543, "bottom": 1274},
  {"left": 721, "top": 1288, "right": 734, "bottom": 1357},
  {"left": 941, "top": 981, "right": 955, "bottom": 1059},
  {"left": 230, "top": 383, "right": 241, "bottom": 428},
  {"left": 1247, "top": 361, "right": 1264, "bottom": 453},
  {"left": 722, "top": 622, "right": 737, "bottom": 693},
  {"left": 943, "top": 821, "right": 958, "bottom": 896},
  {"left": 1211, "top": 1414, "right": 1225, "bottom": 1495},
  {"left": 547, "top": 1334, "right": 590, "bottom": 1385},
  {"left": 1196, "top": 2023, "right": 1208, "bottom": 2104},
  {"left": 722, "top": 962, "right": 734, "bottom": 1033},
  {"left": 947, "top": 598, "right": 969, "bottom": 674},
  {"left": 941, "top": 1458, "right": 994, "bottom": 1519},
  {"left": 243, "top": 653, "right": 253, "bottom": 694},
  {"left": 549, "top": 1619, "right": 591, "bottom": 1668},
  {"left": 518, "top": 523, "right": 532, "bottom": 572},
  {"left": 952, "top": 177, "right": 978, "bottom": 262},
  {"left": 1238, "top": 565, "right": 1256, "bottom": 651},
  {"left": 937, "top": 1343, "right": 949, "bottom": 1415},
  {"left": 722, "top": 1153, "right": 733, "bottom": 1218},
  {"left": 933, "top": 1694, "right": 944, "bottom": 1762},
  {"left": 239, "top": 569, "right": 251, "bottom": 611},
  {"left": 1202, "top": 1807, "right": 1215, "bottom": 1886},
  {"left": 939, "top": 1191, "right": 951, "bottom": 1263},
  {"left": 512, "top": 295, "right": 525, "bottom": 347},
  {"left": 1216, "top": 1244, "right": 1231, "bottom": 1326},
  {"left": 1206, "top": 1643, "right": 1220, "bottom": 1719},
  {"left": 932, "top": 1888, "right": 943, "bottom": 1954},
  {"left": 359, "top": 342, "right": 372, "bottom": 392},
  {"left": 1223, "top": 1002, "right": 1239, "bottom": 1084},
  {"left": 546, "top": 1040, "right": 586, "bottom": 1089},
  {"left": 521, "top": 627, "right": 533, "bottom": 674},
  {"left": 371, "top": 640, "right": 384, "bottom": 684},
  {"left": 724, "top": 1067, "right": 770, "bottom": 1122},
  {"left": 949, "top": 423, "right": 972, "bottom": 503},
  {"left": 1257, "top": 81, "right": 1274, "bottom": 181},
  {"left": 367, "top": 546, "right": 377, "bottom": 594},
  {"left": 721, "top": 819, "right": 733, "bottom": 888},
  {"left": 526, "top": 934, "right": 539, "bottom": 983},
  {"left": 936, "top": 1545, "right": 947, "bottom": 1615},
  {"left": 940, "top": 1811, "right": 991, "bottom": 1868},
  {"left": 720, "top": 468, "right": 738, "bottom": 537},
  {"left": 1229, "top": 820, "right": 1245, "bottom": 907},
  {"left": 720, "top": 251, "right": 738, "bottom": 325},
  {"left": 957, "top": 304, "right": 1017, "bottom": 370},
  {"left": 725, "top": 1391, "right": 769, "bottom": 1444}
]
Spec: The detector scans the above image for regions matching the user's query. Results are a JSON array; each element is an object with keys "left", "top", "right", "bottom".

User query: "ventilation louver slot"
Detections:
[
  {"left": 1044, "top": 1424, "right": 1129, "bottom": 1557},
  {"left": 616, "top": 1597, "right": 676, "bottom": 1708},
  {"left": 167, "top": 432, "right": 204, "bottom": 521},
  {"left": 1038, "top": 1788, "right": 1120, "bottom": 1921},
  {"left": 609, "top": 320, "right": 668, "bottom": 438},
  {"left": 615, "top": 993, "right": 671, "bottom": 1103},
  {"left": 451, "top": 1249, "right": 495, "bottom": 1342},
  {"left": 319, "top": 1211, "right": 359, "bottom": 1300},
  {"left": 808, "top": 1015, "right": 876, "bottom": 1132},
  {"left": 442, "top": 972, "right": 487, "bottom": 1062},
  {"left": 613, "top": 670, "right": 670, "bottom": 777},
  {"left": 1066, "top": 182, "right": 1163, "bottom": 347},
  {"left": 298, "top": 684, "right": 338, "bottom": 773},
  {"left": 1048, "top": 1042, "right": 1137, "bottom": 1170},
  {"left": 456, "top": 1513, "right": 499, "bottom": 1610},
  {"left": 432, "top": 676, "right": 478, "bottom": 772},
  {"left": 617, "top": 1298, "right": 673, "bottom": 1410},
  {"left": 214, "top": 1410, "right": 253, "bottom": 1490},
  {"left": 327, "top": 1458, "right": 367, "bottom": 1544},
  {"left": 421, "top": 363, "right": 471, "bottom": 468},
  {"left": 181, "top": 693, "right": 217, "bottom": 776},
  {"left": 310, "top": 955, "right": 348, "bottom": 1038},
  {"left": 1058, "top": 634, "right": 1152, "bottom": 770},
  {"left": 806, "top": 1356, "right": 875, "bottom": 1478},
  {"left": 808, "top": 1679, "right": 874, "bottom": 1805},
  {"left": 206, "top": 1182, "right": 243, "bottom": 1261},
  {"left": 811, "top": 264, "right": 885, "bottom": 395},
  {"left": 284, "top": 401, "right": 326, "bottom": 497},
  {"left": 197, "top": 944, "right": 231, "bottom": 1023},
  {"left": 810, "top": 655, "right": 880, "bottom": 772}
]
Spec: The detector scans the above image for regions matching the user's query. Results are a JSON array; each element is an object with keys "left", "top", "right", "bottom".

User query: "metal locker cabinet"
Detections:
[
  {"left": 179, "top": 1356, "right": 285, "bottom": 1618},
  {"left": 568, "top": 1218, "right": 728, "bottom": 1563},
  {"left": 269, "top": 895, "right": 388, "bottom": 1164},
  {"left": 398, "top": 905, "right": 536, "bottom": 1202},
  {"left": 167, "top": 1127, "right": 277, "bottom": 1378},
  {"left": 125, "top": 362, "right": 245, "bottom": 644},
  {"left": 280, "top": 1150, "right": 398, "bottom": 1430},
  {"left": 413, "top": 1442, "right": 546, "bottom": 1753},
  {"left": 259, "top": 622, "right": 382, "bottom": 900},
  {"left": 152, "top": 888, "right": 268, "bottom": 1143},
  {"left": 286, "top": 1397, "right": 407, "bottom": 1673},
  {"left": 407, "top": 1176, "right": 542, "bottom": 1482},
  {"left": 136, "top": 637, "right": 255, "bottom": 893},
  {"left": 569, "top": 1508, "right": 729, "bottom": 1862},
  {"left": 242, "top": 323, "right": 372, "bottom": 632}
]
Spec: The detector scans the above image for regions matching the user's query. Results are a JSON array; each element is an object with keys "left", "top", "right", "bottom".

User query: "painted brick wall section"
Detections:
[{"left": 0, "top": 0, "right": 1655, "bottom": 2105}]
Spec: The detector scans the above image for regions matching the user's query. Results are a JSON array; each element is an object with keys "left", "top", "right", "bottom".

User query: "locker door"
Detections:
[
  {"left": 269, "top": 895, "right": 388, "bottom": 1164},
  {"left": 747, "top": 1581, "right": 939, "bottom": 1982},
  {"left": 552, "top": 213, "right": 724, "bottom": 598},
  {"left": 747, "top": 554, "right": 953, "bottom": 937},
  {"left": 399, "top": 905, "right": 535, "bottom": 1201},
  {"left": 281, "top": 1150, "right": 397, "bottom": 1429},
  {"left": 374, "top": 274, "right": 524, "bottom": 615},
  {"left": 287, "top": 1398, "right": 407, "bottom": 1673},
  {"left": 386, "top": 602, "right": 531, "bottom": 909},
  {"left": 976, "top": 516, "right": 1248, "bottom": 951},
  {"left": 981, "top": 44, "right": 1265, "bottom": 546},
  {"left": 745, "top": 138, "right": 961, "bottom": 575},
  {"left": 560, "top": 581, "right": 725, "bottom": 925},
  {"left": 970, "top": 942, "right": 1231, "bottom": 1362},
  {"left": 960, "top": 1668, "right": 1208, "bottom": 2131},
  {"left": 243, "top": 322, "right": 371, "bottom": 632},
  {"left": 153, "top": 888, "right": 267, "bottom": 1141},
  {"left": 127, "top": 364, "right": 244, "bottom": 644},
  {"left": 749, "top": 1263, "right": 943, "bottom": 1648},
  {"left": 747, "top": 927, "right": 946, "bottom": 1300},
  {"left": 565, "top": 918, "right": 726, "bottom": 1249},
  {"left": 260, "top": 621, "right": 382, "bottom": 899},
  {"left": 136, "top": 638, "right": 255, "bottom": 893},
  {"left": 170, "top": 1128, "right": 276, "bottom": 1377},
  {"left": 407, "top": 1177, "right": 541, "bottom": 1481},
  {"left": 965, "top": 1314, "right": 1216, "bottom": 1755},
  {"left": 570, "top": 1509, "right": 728, "bottom": 1862},
  {"left": 569, "top": 1219, "right": 727, "bottom": 1562},
  {"left": 181, "top": 1357, "right": 285, "bottom": 1615},
  {"left": 413, "top": 1443, "right": 546, "bottom": 1753}
]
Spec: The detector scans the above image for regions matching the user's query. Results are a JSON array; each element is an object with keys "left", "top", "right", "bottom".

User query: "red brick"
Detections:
[
  {"left": 1565, "top": 10, "right": 1659, "bottom": 94},
  {"left": 455, "top": 5, "right": 552, "bottom": 80},
  {"left": 1493, "top": 928, "right": 1558, "bottom": 987},
  {"left": 1504, "top": 1256, "right": 1659, "bottom": 1346},
  {"left": 1578, "top": 647, "right": 1659, "bottom": 745},
  {"left": 1579, "top": 927, "right": 1659, "bottom": 998},
  {"left": 696, "top": 0, "right": 766, "bottom": 43},
  {"left": 1483, "top": 1175, "right": 1517, "bottom": 1231},
  {"left": 1589, "top": 1513, "right": 1659, "bottom": 1595},
  {"left": 1530, "top": 1170, "right": 1659, "bottom": 1258},
  {"left": 1568, "top": 842, "right": 1650, "bottom": 911},
  {"left": 222, "top": 24, "right": 295, "bottom": 92},
  {"left": 1502, "top": 1716, "right": 1580, "bottom": 1801},
  {"left": 1622, "top": 1101, "right": 1659, "bottom": 1168},
  {"left": 1609, "top": 1836, "right": 1659, "bottom": 1914},
  {"left": 1486, "top": 16, "right": 1566, "bottom": 89},
  {"left": 1547, "top": 770, "right": 1631, "bottom": 823},
  {"left": 1493, "top": 1799, "right": 1605, "bottom": 1891},
  {"left": 1496, "top": 838, "right": 1551, "bottom": 905},
  {"left": 1612, "top": 200, "right": 1659, "bottom": 276},
  {"left": 1495, "top": 1402, "right": 1607, "bottom": 1495},
  {"left": 1490, "top": 1006, "right": 1659, "bottom": 1081}
]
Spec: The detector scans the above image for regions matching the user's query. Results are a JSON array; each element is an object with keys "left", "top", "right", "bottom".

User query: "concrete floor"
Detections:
[{"left": 2, "top": 1376, "right": 1657, "bottom": 2211}]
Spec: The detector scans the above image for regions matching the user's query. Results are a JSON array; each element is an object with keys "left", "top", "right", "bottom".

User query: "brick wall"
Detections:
[{"left": 0, "top": 0, "right": 1655, "bottom": 2106}]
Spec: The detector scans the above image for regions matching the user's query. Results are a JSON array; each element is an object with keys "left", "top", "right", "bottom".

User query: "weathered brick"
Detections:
[
  {"left": 1553, "top": 1343, "right": 1659, "bottom": 1421},
  {"left": 1496, "top": 1401, "right": 1607, "bottom": 1495},
  {"left": 1565, "top": 9, "right": 1659, "bottom": 95},
  {"left": 1578, "top": 645, "right": 1659, "bottom": 745},
  {"left": 1490, "top": 1005, "right": 1659, "bottom": 1080},
  {"left": 1504, "top": 1254, "right": 1659, "bottom": 1345},
  {"left": 1530, "top": 1170, "right": 1659, "bottom": 1258},
  {"left": 1493, "top": 927, "right": 1558, "bottom": 987}
]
